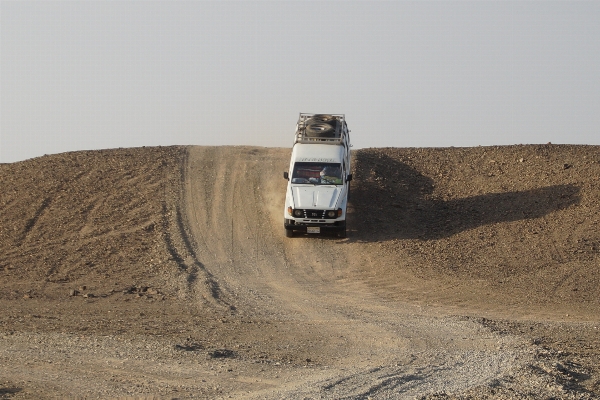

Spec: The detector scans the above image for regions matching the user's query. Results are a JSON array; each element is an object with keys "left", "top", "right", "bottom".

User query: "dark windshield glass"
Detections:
[{"left": 291, "top": 162, "right": 342, "bottom": 185}]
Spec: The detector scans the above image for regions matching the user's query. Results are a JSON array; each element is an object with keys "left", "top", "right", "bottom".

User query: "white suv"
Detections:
[{"left": 283, "top": 114, "right": 352, "bottom": 238}]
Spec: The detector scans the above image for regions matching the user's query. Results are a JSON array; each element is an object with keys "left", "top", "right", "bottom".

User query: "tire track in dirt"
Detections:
[
  {"left": 181, "top": 146, "right": 531, "bottom": 398},
  {"left": 2, "top": 145, "right": 598, "bottom": 398},
  {"left": 17, "top": 197, "right": 52, "bottom": 247},
  {"left": 161, "top": 148, "right": 229, "bottom": 308}
]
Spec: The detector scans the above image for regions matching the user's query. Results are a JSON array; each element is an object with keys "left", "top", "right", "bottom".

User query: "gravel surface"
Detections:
[{"left": 1, "top": 144, "right": 599, "bottom": 399}]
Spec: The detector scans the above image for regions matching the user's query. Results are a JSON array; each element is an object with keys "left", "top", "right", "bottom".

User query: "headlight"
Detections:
[
  {"left": 293, "top": 209, "right": 304, "bottom": 218},
  {"left": 326, "top": 210, "right": 336, "bottom": 218}
]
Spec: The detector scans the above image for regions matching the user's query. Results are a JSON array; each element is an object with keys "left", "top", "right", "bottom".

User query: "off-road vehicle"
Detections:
[{"left": 283, "top": 113, "right": 352, "bottom": 237}]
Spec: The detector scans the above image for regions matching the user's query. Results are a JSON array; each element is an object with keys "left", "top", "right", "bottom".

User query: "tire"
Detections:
[
  {"left": 285, "top": 228, "right": 294, "bottom": 238},
  {"left": 305, "top": 123, "right": 334, "bottom": 137},
  {"left": 337, "top": 226, "right": 347, "bottom": 238},
  {"left": 306, "top": 114, "right": 337, "bottom": 125}
]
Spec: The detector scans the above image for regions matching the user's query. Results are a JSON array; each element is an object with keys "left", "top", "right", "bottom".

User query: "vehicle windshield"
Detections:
[{"left": 291, "top": 162, "right": 343, "bottom": 185}]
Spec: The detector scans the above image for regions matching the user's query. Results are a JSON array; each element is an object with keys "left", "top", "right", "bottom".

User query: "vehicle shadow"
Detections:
[{"left": 349, "top": 153, "right": 581, "bottom": 241}]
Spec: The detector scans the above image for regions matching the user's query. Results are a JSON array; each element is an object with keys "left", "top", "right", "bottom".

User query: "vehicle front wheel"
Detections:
[
  {"left": 285, "top": 228, "right": 294, "bottom": 238},
  {"left": 337, "top": 227, "right": 347, "bottom": 238}
]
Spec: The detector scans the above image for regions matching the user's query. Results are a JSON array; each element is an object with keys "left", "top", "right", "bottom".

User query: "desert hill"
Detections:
[
  {"left": 351, "top": 145, "right": 600, "bottom": 319},
  {"left": 1, "top": 144, "right": 599, "bottom": 398}
]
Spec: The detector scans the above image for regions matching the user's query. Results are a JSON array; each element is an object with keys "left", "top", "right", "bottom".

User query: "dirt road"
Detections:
[{"left": 1, "top": 145, "right": 599, "bottom": 398}]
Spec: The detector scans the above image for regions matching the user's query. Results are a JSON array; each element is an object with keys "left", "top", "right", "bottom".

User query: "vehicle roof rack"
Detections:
[{"left": 294, "top": 113, "right": 350, "bottom": 146}]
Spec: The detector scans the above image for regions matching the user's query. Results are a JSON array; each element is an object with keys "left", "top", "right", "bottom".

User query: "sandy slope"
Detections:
[{"left": 0, "top": 145, "right": 599, "bottom": 399}]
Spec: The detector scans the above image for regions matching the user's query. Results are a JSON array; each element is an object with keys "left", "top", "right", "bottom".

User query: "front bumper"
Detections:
[{"left": 284, "top": 218, "right": 346, "bottom": 232}]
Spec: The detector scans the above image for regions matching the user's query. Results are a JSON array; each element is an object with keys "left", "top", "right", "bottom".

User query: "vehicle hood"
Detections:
[{"left": 292, "top": 186, "right": 341, "bottom": 209}]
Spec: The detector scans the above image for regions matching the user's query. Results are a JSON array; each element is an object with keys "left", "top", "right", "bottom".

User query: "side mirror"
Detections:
[
  {"left": 346, "top": 174, "right": 352, "bottom": 182},
  {"left": 283, "top": 171, "right": 289, "bottom": 180}
]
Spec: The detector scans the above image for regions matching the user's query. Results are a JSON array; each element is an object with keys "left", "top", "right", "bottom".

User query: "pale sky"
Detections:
[{"left": 2, "top": 1, "right": 599, "bottom": 163}]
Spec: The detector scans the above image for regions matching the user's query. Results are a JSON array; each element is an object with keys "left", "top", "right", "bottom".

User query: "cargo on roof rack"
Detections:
[{"left": 294, "top": 113, "right": 351, "bottom": 146}]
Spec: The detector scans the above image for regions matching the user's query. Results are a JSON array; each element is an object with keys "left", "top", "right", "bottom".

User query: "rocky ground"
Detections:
[{"left": 1, "top": 144, "right": 599, "bottom": 399}]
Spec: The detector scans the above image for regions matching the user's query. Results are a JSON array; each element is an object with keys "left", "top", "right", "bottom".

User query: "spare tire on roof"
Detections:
[
  {"left": 305, "top": 122, "right": 334, "bottom": 137},
  {"left": 306, "top": 114, "right": 337, "bottom": 125}
]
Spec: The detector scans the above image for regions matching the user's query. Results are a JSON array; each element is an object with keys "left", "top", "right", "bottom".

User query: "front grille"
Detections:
[{"left": 300, "top": 209, "right": 326, "bottom": 219}]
